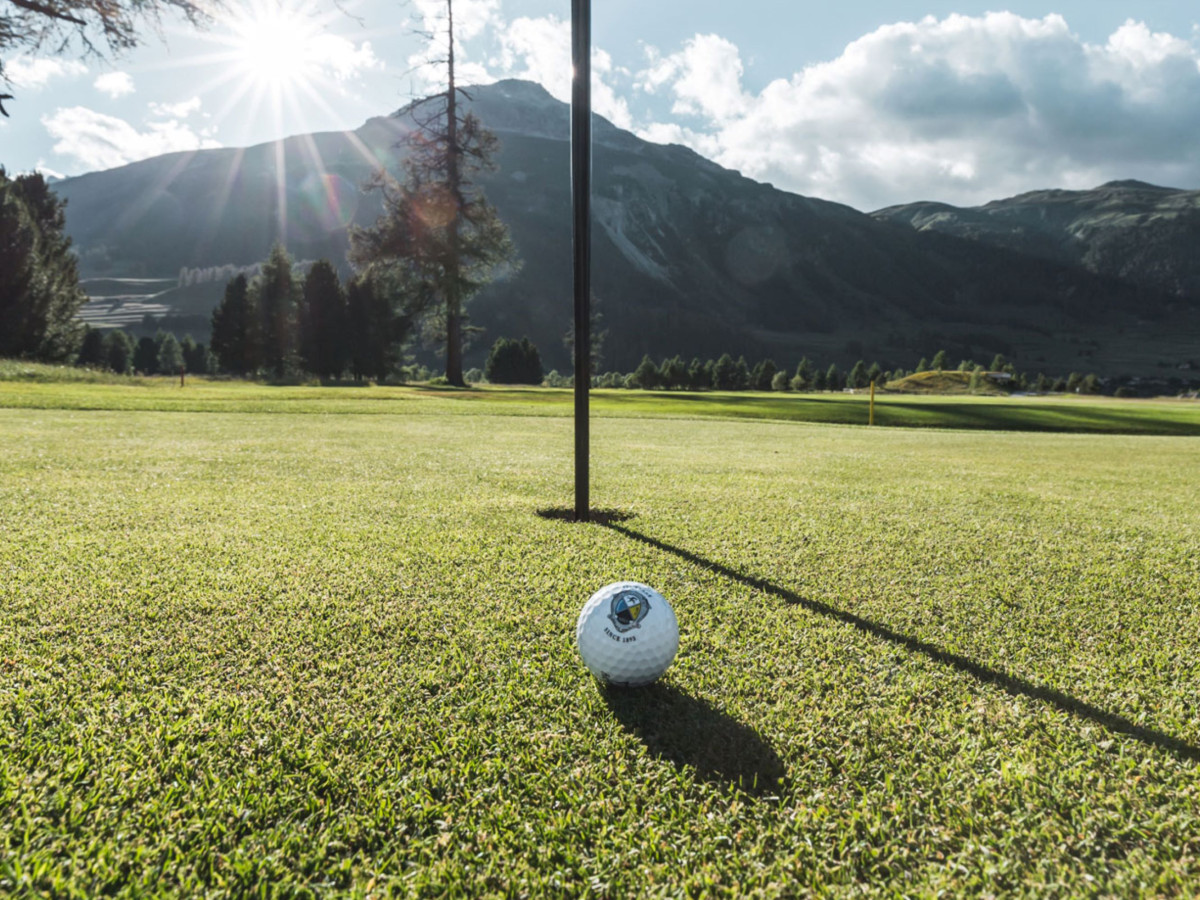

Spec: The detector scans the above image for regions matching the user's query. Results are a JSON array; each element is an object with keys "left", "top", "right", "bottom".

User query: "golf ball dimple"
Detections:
[{"left": 576, "top": 582, "right": 679, "bottom": 687}]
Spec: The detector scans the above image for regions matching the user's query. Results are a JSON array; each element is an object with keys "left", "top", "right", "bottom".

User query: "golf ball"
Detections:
[{"left": 576, "top": 582, "right": 679, "bottom": 687}]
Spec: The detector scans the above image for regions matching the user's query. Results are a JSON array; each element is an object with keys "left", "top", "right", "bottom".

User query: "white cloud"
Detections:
[
  {"left": 149, "top": 96, "right": 202, "bottom": 118},
  {"left": 94, "top": 71, "right": 135, "bottom": 98},
  {"left": 35, "top": 160, "right": 66, "bottom": 180},
  {"left": 404, "top": 9, "right": 632, "bottom": 130},
  {"left": 7, "top": 55, "right": 87, "bottom": 89},
  {"left": 634, "top": 14, "right": 1200, "bottom": 209},
  {"left": 309, "top": 35, "right": 384, "bottom": 81},
  {"left": 412, "top": 0, "right": 502, "bottom": 43},
  {"left": 42, "top": 106, "right": 221, "bottom": 172},
  {"left": 406, "top": 0, "right": 503, "bottom": 93},
  {"left": 491, "top": 15, "right": 633, "bottom": 130},
  {"left": 637, "top": 34, "right": 749, "bottom": 122}
]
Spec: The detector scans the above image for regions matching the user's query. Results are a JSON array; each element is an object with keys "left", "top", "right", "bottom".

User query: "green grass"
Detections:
[
  {"left": 0, "top": 360, "right": 157, "bottom": 385},
  {"left": 888, "top": 370, "right": 1006, "bottom": 395},
  {"left": 1, "top": 385, "right": 1199, "bottom": 896},
  {"left": 2, "top": 374, "right": 1199, "bottom": 434}
]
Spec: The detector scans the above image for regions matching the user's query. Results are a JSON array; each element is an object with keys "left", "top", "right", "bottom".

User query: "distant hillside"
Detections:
[
  {"left": 54, "top": 81, "right": 1198, "bottom": 374},
  {"left": 874, "top": 181, "right": 1200, "bottom": 300}
]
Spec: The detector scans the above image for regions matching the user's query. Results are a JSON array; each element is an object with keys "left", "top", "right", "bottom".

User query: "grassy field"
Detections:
[
  {"left": 2, "top": 366, "right": 1199, "bottom": 435},
  {"left": 1, "top": 381, "right": 1199, "bottom": 896}
]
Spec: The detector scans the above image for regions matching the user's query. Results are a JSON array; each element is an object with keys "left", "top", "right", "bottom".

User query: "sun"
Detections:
[{"left": 228, "top": 1, "right": 322, "bottom": 91}]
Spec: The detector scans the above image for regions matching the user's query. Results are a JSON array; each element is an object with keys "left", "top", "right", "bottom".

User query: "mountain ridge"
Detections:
[
  {"left": 53, "top": 79, "right": 1198, "bottom": 374},
  {"left": 874, "top": 179, "right": 1200, "bottom": 299}
]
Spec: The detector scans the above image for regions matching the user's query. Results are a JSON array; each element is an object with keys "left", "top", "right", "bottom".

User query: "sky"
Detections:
[{"left": 2, "top": 0, "right": 1199, "bottom": 210}]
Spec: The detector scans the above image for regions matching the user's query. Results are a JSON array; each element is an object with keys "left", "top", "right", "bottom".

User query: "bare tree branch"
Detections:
[
  {"left": 7, "top": 0, "right": 88, "bottom": 28},
  {"left": 1, "top": 0, "right": 224, "bottom": 114}
]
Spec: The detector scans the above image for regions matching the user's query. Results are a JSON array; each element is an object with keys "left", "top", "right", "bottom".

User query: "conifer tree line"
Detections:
[
  {"left": 587, "top": 351, "right": 1105, "bottom": 395},
  {"left": 73, "top": 327, "right": 213, "bottom": 376},
  {"left": 208, "top": 244, "right": 408, "bottom": 381}
]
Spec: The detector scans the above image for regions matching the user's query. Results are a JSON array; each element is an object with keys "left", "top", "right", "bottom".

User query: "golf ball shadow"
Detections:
[{"left": 600, "top": 683, "right": 786, "bottom": 795}]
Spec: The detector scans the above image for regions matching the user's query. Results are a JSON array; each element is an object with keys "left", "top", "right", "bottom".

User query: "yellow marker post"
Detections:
[{"left": 869, "top": 380, "right": 876, "bottom": 426}]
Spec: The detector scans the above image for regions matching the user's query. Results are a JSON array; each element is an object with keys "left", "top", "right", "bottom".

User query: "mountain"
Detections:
[
  {"left": 873, "top": 181, "right": 1200, "bottom": 300},
  {"left": 54, "top": 80, "right": 1198, "bottom": 375}
]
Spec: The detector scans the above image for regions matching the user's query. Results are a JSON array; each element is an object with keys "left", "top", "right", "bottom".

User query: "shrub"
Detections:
[{"left": 485, "top": 337, "right": 543, "bottom": 384}]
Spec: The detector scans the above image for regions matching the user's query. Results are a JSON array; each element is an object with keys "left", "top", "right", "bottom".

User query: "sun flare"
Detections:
[{"left": 228, "top": 3, "right": 321, "bottom": 90}]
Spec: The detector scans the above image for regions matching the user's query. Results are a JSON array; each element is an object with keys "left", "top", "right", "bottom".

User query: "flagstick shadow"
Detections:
[
  {"left": 599, "top": 682, "right": 787, "bottom": 795},
  {"left": 597, "top": 521, "right": 1200, "bottom": 764}
]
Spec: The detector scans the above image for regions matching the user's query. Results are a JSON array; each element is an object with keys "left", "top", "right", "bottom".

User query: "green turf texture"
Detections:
[
  {"left": 1, "top": 382, "right": 1199, "bottom": 896},
  {"left": 2, "top": 368, "right": 1199, "bottom": 435}
]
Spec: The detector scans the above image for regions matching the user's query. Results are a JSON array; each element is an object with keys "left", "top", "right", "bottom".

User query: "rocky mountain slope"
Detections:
[
  {"left": 873, "top": 181, "right": 1200, "bottom": 300},
  {"left": 54, "top": 80, "right": 1195, "bottom": 374}
]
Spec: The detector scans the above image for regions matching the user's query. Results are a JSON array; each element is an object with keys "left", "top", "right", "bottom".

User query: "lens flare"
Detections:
[{"left": 296, "top": 172, "right": 359, "bottom": 233}]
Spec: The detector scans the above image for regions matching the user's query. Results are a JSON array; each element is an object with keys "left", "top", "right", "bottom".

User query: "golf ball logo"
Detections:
[
  {"left": 608, "top": 589, "right": 650, "bottom": 633},
  {"left": 577, "top": 582, "right": 679, "bottom": 687}
]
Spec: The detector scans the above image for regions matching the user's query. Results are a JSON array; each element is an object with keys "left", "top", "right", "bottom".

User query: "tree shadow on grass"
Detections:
[
  {"left": 600, "top": 682, "right": 787, "bottom": 795},
  {"left": 597, "top": 521, "right": 1200, "bottom": 764}
]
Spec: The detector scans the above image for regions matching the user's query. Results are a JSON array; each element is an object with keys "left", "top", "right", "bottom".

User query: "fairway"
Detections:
[
  {"left": 2, "top": 370, "right": 1200, "bottom": 435},
  {"left": 2, "top": 386, "right": 1199, "bottom": 896}
]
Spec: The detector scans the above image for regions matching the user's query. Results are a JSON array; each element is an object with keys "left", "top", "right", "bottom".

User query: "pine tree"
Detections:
[
  {"left": 349, "top": 0, "right": 517, "bottom": 386},
  {"left": 254, "top": 243, "right": 298, "bottom": 377},
  {"left": 848, "top": 360, "right": 868, "bottom": 389},
  {"left": 631, "top": 355, "right": 661, "bottom": 389},
  {"left": 346, "top": 273, "right": 406, "bottom": 383},
  {"left": 661, "top": 355, "right": 687, "bottom": 389},
  {"left": 0, "top": 170, "right": 87, "bottom": 360},
  {"left": 931, "top": 349, "right": 948, "bottom": 371},
  {"left": 105, "top": 330, "right": 134, "bottom": 374},
  {"left": 519, "top": 337, "right": 543, "bottom": 385},
  {"left": 825, "top": 363, "right": 842, "bottom": 391},
  {"left": 157, "top": 332, "right": 183, "bottom": 374},
  {"left": 733, "top": 356, "right": 751, "bottom": 390},
  {"left": 791, "top": 357, "right": 813, "bottom": 392},
  {"left": 180, "top": 335, "right": 210, "bottom": 375},
  {"left": 712, "top": 353, "right": 736, "bottom": 390},
  {"left": 751, "top": 359, "right": 777, "bottom": 391},
  {"left": 76, "top": 327, "right": 107, "bottom": 367},
  {"left": 210, "top": 274, "right": 256, "bottom": 375},
  {"left": 299, "top": 260, "right": 348, "bottom": 379},
  {"left": 133, "top": 336, "right": 158, "bottom": 374}
]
